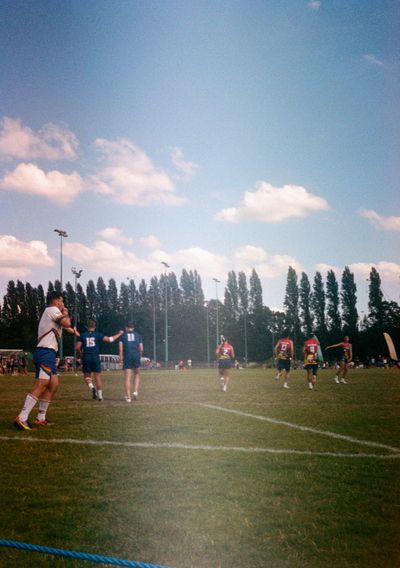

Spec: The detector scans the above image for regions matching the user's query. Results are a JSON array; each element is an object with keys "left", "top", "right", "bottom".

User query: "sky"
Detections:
[{"left": 0, "top": 0, "right": 399, "bottom": 314}]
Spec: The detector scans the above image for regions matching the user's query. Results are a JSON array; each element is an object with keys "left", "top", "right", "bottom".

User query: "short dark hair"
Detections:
[
  {"left": 46, "top": 291, "right": 63, "bottom": 305},
  {"left": 126, "top": 323, "right": 134, "bottom": 328}
]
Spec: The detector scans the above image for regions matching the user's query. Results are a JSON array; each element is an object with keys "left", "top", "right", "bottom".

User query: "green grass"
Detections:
[{"left": 0, "top": 367, "right": 399, "bottom": 567}]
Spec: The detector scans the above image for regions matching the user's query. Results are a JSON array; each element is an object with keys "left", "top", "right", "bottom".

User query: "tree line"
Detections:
[{"left": 0, "top": 266, "right": 399, "bottom": 364}]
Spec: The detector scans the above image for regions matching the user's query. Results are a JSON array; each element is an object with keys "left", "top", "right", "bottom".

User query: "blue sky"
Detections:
[{"left": 0, "top": 0, "right": 399, "bottom": 313}]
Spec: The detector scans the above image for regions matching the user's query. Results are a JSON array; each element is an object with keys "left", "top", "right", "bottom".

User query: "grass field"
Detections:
[{"left": 0, "top": 367, "right": 399, "bottom": 568}]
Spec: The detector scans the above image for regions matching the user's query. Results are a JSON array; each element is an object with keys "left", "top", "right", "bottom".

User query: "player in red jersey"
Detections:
[
  {"left": 274, "top": 332, "right": 294, "bottom": 389},
  {"left": 303, "top": 334, "right": 320, "bottom": 390},
  {"left": 216, "top": 336, "right": 235, "bottom": 392},
  {"left": 326, "top": 336, "right": 353, "bottom": 384}
]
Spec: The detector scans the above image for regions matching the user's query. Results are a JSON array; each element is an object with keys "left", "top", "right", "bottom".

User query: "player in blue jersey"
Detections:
[
  {"left": 14, "top": 291, "right": 80, "bottom": 430},
  {"left": 76, "top": 320, "right": 123, "bottom": 401},
  {"left": 118, "top": 323, "right": 144, "bottom": 402}
]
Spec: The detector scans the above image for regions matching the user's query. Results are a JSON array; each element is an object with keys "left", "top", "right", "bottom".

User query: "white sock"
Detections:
[
  {"left": 88, "top": 382, "right": 94, "bottom": 390},
  {"left": 19, "top": 394, "right": 38, "bottom": 421},
  {"left": 37, "top": 399, "right": 50, "bottom": 421},
  {"left": 97, "top": 389, "right": 103, "bottom": 398}
]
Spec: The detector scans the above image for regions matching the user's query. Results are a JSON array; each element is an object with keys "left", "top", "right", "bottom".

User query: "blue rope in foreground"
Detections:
[{"left": 0, "top": 540, "right": 174, "bottom": 568}]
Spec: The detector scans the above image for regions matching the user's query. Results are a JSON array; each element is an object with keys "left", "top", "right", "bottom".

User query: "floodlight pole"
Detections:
[
  {"left": 161, "top": 262, "right": 170, "bottom": 369},
  {"left": 71, "top": 267, "right": 83, "bottom": 373},
  {"left": 152, "top": 288, "right": 157, "bottom": 364},
  {"left": 213, "top": 278, "right": 220, "bottom": 346},
  {"left": 54, "top": 229, "right": 68, "bottom": 361},
  {"left": 244, "top": 309, "right": 248, "bottom": 365},
  {"left": 204, "top": 300, "right": 210, "bottom": 367}
]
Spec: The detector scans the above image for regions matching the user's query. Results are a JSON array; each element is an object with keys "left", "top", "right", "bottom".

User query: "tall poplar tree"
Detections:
[
  {"left": 284, "top": 267, "right": 300, "bottom": 356},
  {"left": 368, "top": 267, "right": 384, "bottom": 328},
  {"left": 326, "top": 270, "right": 341, "bottom": 337},
  {"left": 299, "top": 272, "right": 313, "bottom": 336},
  {"left": 341, "top": 267, "right": 358, "bottom": 336},
  {"left": 311, "top": 271, "right": 327, "bottom": 341}
]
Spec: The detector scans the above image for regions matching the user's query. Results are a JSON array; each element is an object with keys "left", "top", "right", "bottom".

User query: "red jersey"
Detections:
[
  {"left": 341, "top": 342, "right": 352, "bottom": 361},
  {"left": 276, "top": 338, "right": 293, "bottom": 360},
  {"left": 217, "top": 342, "right": 234, "bottom": 360},
  {"left": 303, "top": 338, "right": 319, "bottom": 365}
]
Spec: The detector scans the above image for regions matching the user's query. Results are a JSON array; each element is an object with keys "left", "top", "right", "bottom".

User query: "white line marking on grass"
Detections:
[
  {"left": 200, "top": 404, "right": 400, "bottom": 454},
  {"left": 1, "top": 436, "right": 399, "bottom": 459}
]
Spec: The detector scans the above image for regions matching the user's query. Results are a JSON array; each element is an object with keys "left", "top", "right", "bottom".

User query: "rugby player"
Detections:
[
  {"left": 76, "top": 320, "right": 123, "bottom": 401},
  {"left": 14, "top": 291, "right": 79, "bottom": 430},
  {"left": 119, "top": 323, "right": 144, "bottom": 402},
  {"left": 274, "top": 332, "right": 294, "bottom": 389}
]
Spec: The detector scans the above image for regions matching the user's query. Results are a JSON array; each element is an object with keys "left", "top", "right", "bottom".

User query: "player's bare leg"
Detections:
[
  {"left": 124, "top": 369, "right": 132, "bottom": 402},
  {"left": 222, "top": 369, "right": 230, "bottom": 392},
  {"left": 307, "top": 369, "right": 314, "bottom": 390},
  {"left": 18, "top": 376, "right": 59, "bottom": 425},
  {"left": 340, "top": 362, "right": 348, "bottom": 383},
  {"left": 283, "top": 370, "right": 289, "bottom": 389},
  {"left": 84, "top": 373, "right": 97, "bottom": 399},
  {"left": 132, "top": 369, "right": 140, "bottom": 400},
  {"left": 93, "top": 372, "right": 103, "bottom": 400},
  {"left": 334, "top": 362, "right": 343, "bottom": 383}
]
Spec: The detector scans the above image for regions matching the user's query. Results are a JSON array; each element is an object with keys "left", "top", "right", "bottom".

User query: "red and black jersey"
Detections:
[
  {"left": 217, "top": 342, "right": 234, "bottom": 360},
  {"left": 276, "top": 338, "right": 292, "bottom": 360},
  {"left": 303, "top": 338, "right": 319, "bottom": 364},
  {"left": 341, "top": 342, "right": 352, "bottom": 361}
]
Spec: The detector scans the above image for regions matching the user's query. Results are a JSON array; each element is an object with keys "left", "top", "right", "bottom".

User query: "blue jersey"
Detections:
[
  {"left": 120, "top": 330, "right": 142, "bottom": 355},
  {"left": 80, "top": 331, "right": 105, "bottom": 356}
]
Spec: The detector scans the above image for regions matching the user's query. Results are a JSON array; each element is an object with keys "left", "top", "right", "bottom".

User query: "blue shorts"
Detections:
[
  {"left": 33, "top": 347, "right": 57, "bottom": 380},
  {"left": 218, "top": 358, "right": 232, "bottom": 370},
  {"left": 277, "top": 359, "right": 291, "bottom": 371},
  {"left": 124, "top": 354, "right": 141, "bottom": 370},
  {"left": 82, "top": 355, "right": 101, "bottom": 374}
]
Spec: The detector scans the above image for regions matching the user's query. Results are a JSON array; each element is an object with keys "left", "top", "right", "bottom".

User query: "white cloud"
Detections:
[
  {"left": 91, "top": 138, "right": 187, "bottom": 206},
  {"left": 171, "top": 247, "right": 229, "bottom": 277},
  {"left": 350, "top": 261, "right": 400, "bottom": 282},
  {"left": 0, "top": 163, "right": 84, "bottom": 205},
  {"left": 315, "top": 263, "right": 341, "bottom": 275},
  {"left": 0, "top": 234, "right": 54, "bottom": 278},
  {"left": 63, "top": 240, "right": 229, "bottom": 282},
  {"left": 234, "top": 245, "right": 302, "bottom": 278},
  {"left": 359, "top": 209, "right": 400, "bottom": 231},
  {"left": 0, "top": 117, "right": 78, "bottom": 161},
  {"left": 363, "top": 54, "right": 385, "bottom": 67},
  {"left": 140, "top": 235, "right": 161, "bottom": 249},
  {"left": 97, "top": 227, "right": 133, "bottom": 245},
  {"left": 307, "top": 1, "right": 321, "bottom": 10},
  {"left": 170, "top": 147, "right": 199, "bottom": 180},
  {"left": 215, "top": 181, "right": 329, "bottom": 223}
]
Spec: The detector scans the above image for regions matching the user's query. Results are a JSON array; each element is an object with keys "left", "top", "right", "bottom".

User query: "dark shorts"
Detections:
[
  {"left": 82, "top": 355, "right": 101, "bottom": 374},
  {"left": 277, "top": 359, "right": 291, "bottom": 372},
  {"left": 33, "top": 347, "right": 57, "bottom": 379},
  {"left": 124, "top": 354, "right": 141, "bottom": 370},
  {"left": 218, "top": 358, "right": 232, "bottom": 370},
  {"left": 305, "top": 364, "right": 318, "bottom": 373}
]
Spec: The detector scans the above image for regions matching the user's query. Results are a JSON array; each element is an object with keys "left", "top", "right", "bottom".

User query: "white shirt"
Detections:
[{"left": 37, "top": 306, "right": 64, "bottom": 351}]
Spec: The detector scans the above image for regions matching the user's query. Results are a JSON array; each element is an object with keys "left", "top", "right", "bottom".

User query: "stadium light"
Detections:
[
  {"left": 152, "top": 287, "right": 157, "bottom": 365},
  {"left": 243, "top": 308, "right": 248, "bottom": 366},
  {"left": 212, "top": 278, "right": 220, "bottom": 346},
  {"left": 204, "top": 300, "right": 210, "bottom": 367},
  {"left": 161, "top": 262, "right": 170, "bottom": 368},
  {"left": 54, "top": 229, "right": 68, "bottom": 361},
  {"left": 71, "top": 267, "right": 83, "bottom": 374}
]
